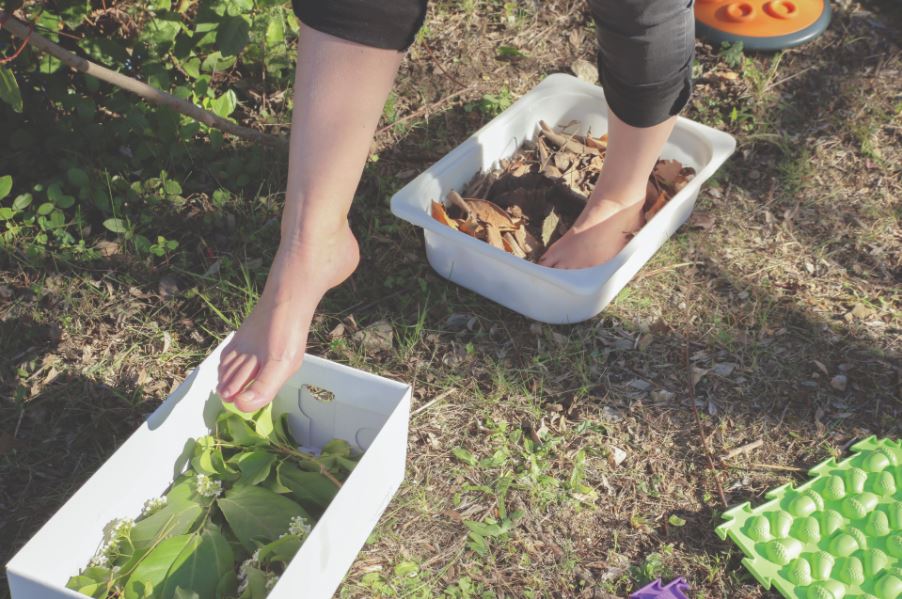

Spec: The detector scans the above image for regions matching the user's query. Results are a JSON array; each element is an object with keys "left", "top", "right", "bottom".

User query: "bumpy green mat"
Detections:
[{"left": 716, "top": 436, "right": 901, "bottom": 599}]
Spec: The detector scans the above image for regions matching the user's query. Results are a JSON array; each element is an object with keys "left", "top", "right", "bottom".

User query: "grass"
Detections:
[{"left": 2, "top": 0, "right": 902, "bottom": 598}]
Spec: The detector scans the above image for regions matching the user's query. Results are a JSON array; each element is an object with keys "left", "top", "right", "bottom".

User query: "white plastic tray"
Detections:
[
  {"left": 6, "top": 335, "right": 411, "bottom": 599},
  {"left": 391, "top": 73, "right": 736, "bottom": 324}
]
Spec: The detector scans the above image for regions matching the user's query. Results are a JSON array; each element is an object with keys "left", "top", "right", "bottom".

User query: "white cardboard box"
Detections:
[
  {"left": 6, "top": 334, "right": 412, "bottom": 599},
  {"left": 391, "top": 73, "right": 736, "bottom": 324}
]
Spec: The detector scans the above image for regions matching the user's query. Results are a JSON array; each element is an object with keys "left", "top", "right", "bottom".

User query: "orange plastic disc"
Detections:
[{"left": 695, "top": 0, "right": 823, "bottom": 38}]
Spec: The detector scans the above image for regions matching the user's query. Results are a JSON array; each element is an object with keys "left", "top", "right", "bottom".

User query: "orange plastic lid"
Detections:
[{"left": 695, "top": 0, "right": 825, "bottom": 37}]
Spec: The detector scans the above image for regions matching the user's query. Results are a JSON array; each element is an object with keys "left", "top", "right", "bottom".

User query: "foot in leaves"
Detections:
[
  {"left": 217, "top": 225, "right": 359, "bottom": 412},
  {"left": 538, "top": 192, "right": 645, "bottom": 269}
]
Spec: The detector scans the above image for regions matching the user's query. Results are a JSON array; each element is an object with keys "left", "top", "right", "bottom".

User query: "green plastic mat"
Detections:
[{"left": 716, "top": 436, "right": 901, "bottom": 599}]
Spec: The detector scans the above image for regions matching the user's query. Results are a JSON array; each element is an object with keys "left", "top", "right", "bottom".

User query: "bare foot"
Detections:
[
  {"left": 538, "top": 196, "right": 644, "bottom": 269},
  {"left": 216, "top": 224, "right": 360, "bottom": 412}
]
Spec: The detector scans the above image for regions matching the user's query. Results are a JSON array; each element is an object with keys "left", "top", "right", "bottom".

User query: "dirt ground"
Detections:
[{"left": 1, "top": 0, "right": 900, "bottom": 597}]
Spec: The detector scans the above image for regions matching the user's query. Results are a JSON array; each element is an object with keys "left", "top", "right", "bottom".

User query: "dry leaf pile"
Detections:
[{"left": 430, "top": 120, "right": 696, "bottom": 263}]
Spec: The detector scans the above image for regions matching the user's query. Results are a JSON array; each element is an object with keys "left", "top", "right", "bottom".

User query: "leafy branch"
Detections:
[
  {"left": 0, "top": 10, "right": 287, "bottom": 149},
  {"left": 66, "top": 402, "right": 359, "bottom": 599}
]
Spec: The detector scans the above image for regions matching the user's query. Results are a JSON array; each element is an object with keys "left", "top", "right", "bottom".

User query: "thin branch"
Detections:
[
  {"left": 720, "top": 439, "right": 763, "bottom": 461},
  {"left": 685, "top": 344, "right": 728, "bottom": 508},
  {"left": 376, "top": 86, "right": 475, "bottom": 136},
  {"left": 0, "top": 11, "right": 287, "bottom": 149}
]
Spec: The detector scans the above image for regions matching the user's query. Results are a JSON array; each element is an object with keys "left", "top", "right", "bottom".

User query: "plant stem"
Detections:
[{"left": 0, "top": 10, "right": 288, "bottom": 149}]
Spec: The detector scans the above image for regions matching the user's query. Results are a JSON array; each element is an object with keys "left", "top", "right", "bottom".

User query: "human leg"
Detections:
[
  {"left": 217, "top": 16, "right": 420, "bottom": 411},
  {"left": 540, "top": 0, "right": 694, "bottom": 269}
]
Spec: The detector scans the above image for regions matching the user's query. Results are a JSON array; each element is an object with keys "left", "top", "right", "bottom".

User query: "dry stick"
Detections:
[
  {"left": 726, "top": 462, "right": 805, "bottom": 473},
  {"left": 411, "top": 388, "right": 456, "bottom": 417},
  {"left": 0, "top": 11, "right": 287, "bottom": 149},
  {"left": 684, "top": 344, "right": 728, "bottom": 508},
  {"left": 720, "top": 438, "right": 764, "bottom": 461},
  {"left": 376, "top": 86, "right": 475, "bottom": 136}
]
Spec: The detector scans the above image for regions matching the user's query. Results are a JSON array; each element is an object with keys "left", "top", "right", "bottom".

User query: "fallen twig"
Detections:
[
  {"left": 685, "top": 344, "right": 728, "bottom": 508},
  {"left": 0, "top": 11, "right": 287, "bottom": 149},
  {"left": 720, "top": 439, "right": 763, "bottom": 461},
  {"left": 726, "top": 462, "right": 806, "bottom": 473},
  {"left": 376, "top": 86, "right": 475, "bottom": 136},
  {"left": 412, "top": 388, "right": 456, "bottom": 416}
]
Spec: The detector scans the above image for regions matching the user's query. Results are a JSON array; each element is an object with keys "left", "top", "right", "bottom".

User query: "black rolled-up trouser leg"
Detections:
[
  {"left": 291, "top": 0, "right": 428, "bottom": 51},
  {"left": 290, "top": 0, "right": 693, "bottom": 127},
  {"left": 587, "top": 0, "right": 695, "bottom": 128}
]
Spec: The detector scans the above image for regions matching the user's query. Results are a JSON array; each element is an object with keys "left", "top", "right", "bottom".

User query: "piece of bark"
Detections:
[
  {"left": 502, "top": 232, "right": 526, "bottom": 257},
  {"left": 485, "top": 223, "right": 505, "bottom": 250},
  {"left": 539, "top": 120, "right": 599, "bottom": 155},
  {"left": 446, "top": 190, "right": 472, "bottom": 216}
]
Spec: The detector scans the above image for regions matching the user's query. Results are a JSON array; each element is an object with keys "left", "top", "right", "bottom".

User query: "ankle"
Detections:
[{"left": 279, "top": 220, "right": 351, "bottom": 254}]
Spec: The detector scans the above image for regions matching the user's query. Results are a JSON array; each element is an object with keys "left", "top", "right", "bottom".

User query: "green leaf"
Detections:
[
  {"left": 0, "top": 67, "right": 23, "bottom": 113},
  {"left": 67, "top": 167, "right": 90, "bottom": 188},
  {"left": 125, "top": 534, "right": 194, "bottom": 599},
  {"left": 236, "top": 565, "right": 268, "bottom": 599},
  {"left": 217, "top": 407, "right": 269, "bottom": 448},
  {"left": 235, "top": 450, "right": 277, "bottom": 486},
  {"left": 163, "top": 179, "right": 182, "bottom": 195},
  {"left": 253, "top": 403, "right": 274, "bottom": 438},
  {"left": 159, "top": 526, "right": 234, "bottom": 598},
  {"left": 37, "top": 202, "right": 55, "bottom": 216},
  {"left": 210, "top": 89, "right": 237, "bottom": 118},
  {"left": 321, "top": 438, "right": 351, "bottom": 458},
  {"left": 256, "top": 534, "right": 302, "bottom": 564},
  {"left": 103, "top": 218, "right": 128, "bottom": 233},
  {"left": 278, "top": 463, "right": 339, "bottom": 514},
  {"left": 265, "top": 13, "right": 285, "bottom": 45},
  {"left": 65, "top": 575, "right": 102, "bottom": 597},
  {"left": 216, "top": 16, "right": 250, "bottom": 57},
  {"left": 129, "top": 476, "right": 205, "bottom": 552},
  {"left": 12, "top": 193, "right": 32, "bottom": 210},
  {"left": 172, "top": 588, "right": 199, "bottom": 599},
  {"left": 452, "top": 447, "right": 478, "bottom": 467},
  {"left": 668, "top": 514, "right": 687, "bottom": 527},
  {"left": 217, "top": 485, "right": 309, "bottom": 551},
  {"left": 0, "top": 207, "right": 13, "bottom": 220},
  {"left": 0, "top": 175, "right": 11, "bottom": 200}
]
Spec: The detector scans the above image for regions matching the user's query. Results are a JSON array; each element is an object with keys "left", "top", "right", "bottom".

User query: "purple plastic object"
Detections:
[{"left": 629, "top": 577, "right": 690, "bottom": 599}]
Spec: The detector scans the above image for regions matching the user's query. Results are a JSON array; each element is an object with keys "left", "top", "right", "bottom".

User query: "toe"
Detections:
[
  {"left": 219, "top": 355, "right": 259, "bottom": 400},
  {"left": 218, "top": 349, "right": 240, "bottom": 376},
  {"left": 233, "top": 359, "right": 297, "bottom": 413}
]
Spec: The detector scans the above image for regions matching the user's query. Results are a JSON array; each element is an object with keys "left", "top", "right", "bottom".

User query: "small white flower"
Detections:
[
  {"left": 238, "top": 556, "right": 256, "bottom": 582},
  {"left": 195, "top": 474, "right": 222, "bottom": 498},
  {"left": 140, "top": 496, "right": 167, "bottom": 516},
  {"left": 112, "top": 518, "right": 135, "bottom": 538},
  {"left": 89, "top": 553, "right": 110, "bottom": 568},
  {"left": 265, "top": 574, "right": 279, "bottom": 590},
  {"left": 237, "top": 577, "right": 249, "bottom": 594},
  {"left": 288, "top": 515, "right": 312, "bottom": 538}
]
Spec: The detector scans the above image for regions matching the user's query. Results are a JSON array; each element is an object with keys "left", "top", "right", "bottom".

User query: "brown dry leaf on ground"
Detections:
[{"left": 430, "top": 120, "right": 695, "bottom": 263}]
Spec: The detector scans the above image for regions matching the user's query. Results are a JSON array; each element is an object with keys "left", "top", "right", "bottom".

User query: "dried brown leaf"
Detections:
[
  {"left": 645, "top": 191, "right": 668, "bottom": 221},
  {"left": 431, "top": 200, "right": 458, "bottom": 229},
  {"left": 466, "top": 198, "right": 520, "bottom": 231}
]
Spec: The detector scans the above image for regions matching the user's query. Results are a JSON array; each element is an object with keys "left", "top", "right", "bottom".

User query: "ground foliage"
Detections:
[{"left": 1, "top": 0, "right": 901, "bottom": 597}]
